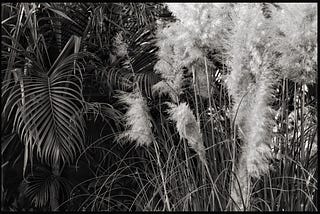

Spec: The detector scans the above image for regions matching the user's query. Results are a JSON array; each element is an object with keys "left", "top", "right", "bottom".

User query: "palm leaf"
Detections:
[
  {"left": 95, "top": 28, "right": 161, "bottom": 98},
  {"left": 72, "top": 3, "right": 163, "bottom": 99},
  {"left": 39, "top": 3, "right": 91, "bottom": 51},
  {"left": 22, "top": 166, "right": 71, "bottom": 208},
  {"left": 2, "top": 38, "right": 86, "bottom": 169}
]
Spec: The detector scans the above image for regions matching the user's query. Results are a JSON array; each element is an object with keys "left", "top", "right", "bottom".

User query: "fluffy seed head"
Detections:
[
  {"left": 117, "top": 91, "right": 153, "bottom": 147},
  {"left": 272, "top": 3, "right": 317, "bottom": 84},
  {"left": 167, "top": 102, "right": 207, "bottom": 164},
  {"left": 113, "top": 32, "right": 129, "bottom": 58}
]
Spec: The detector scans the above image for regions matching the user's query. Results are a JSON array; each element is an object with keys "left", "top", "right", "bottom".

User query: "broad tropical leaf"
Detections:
[
  {"left": 22, "top": 166, "right": 71, "bottom": 208},
  {"left": 2, "top": 41, "right": 86, "bottom": 168}
]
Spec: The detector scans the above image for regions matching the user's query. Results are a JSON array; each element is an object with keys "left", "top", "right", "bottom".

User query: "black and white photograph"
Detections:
[{"left": 1, "top": 2, "right": 318, "bottom": 212}]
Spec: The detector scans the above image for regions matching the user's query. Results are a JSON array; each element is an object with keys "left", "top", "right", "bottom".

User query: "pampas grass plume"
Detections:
[
  {"left": 117, "top": 91, "right": 153, "bottom": 147},
  {"left": 113, "top": 32, "right": 129, "bottom": 58},
  {"left": 167, "top": 102, "right": 207, "bottom": 164}
]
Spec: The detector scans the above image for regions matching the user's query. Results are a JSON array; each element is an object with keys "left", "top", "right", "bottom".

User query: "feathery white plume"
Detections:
[
  {"left": 167, "top": 102, "right": 207, "bottom": 165},
  {"left": 117, "top": 91, "right": 153, "bottom": 147},
  {"left": 272, "top": 3, "right": 317, "bottom": 84},
  {"left": 113, "top": 32, "right": 129, "bottom": 58}
]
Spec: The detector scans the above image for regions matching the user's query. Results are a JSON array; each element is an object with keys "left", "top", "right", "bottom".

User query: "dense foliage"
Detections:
[{"left": 1, "top": 3, "right": 317, "bottom": 211}]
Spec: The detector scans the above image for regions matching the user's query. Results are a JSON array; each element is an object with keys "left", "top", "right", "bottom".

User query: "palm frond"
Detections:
[
  {"left": 22, "top": 166, "right": 71, "bottom": 208},
  {"left": 102, "top": 28, "right": 161, "bottom": 98},
  {"left": 77, "top": 3, "right": 163, "bottom": 99},
  {"left": 40, "top": 3, "right": 91, "bottom": 51},
  {"left": 2, "top": 41, "right": 86, "bottom": 168}
]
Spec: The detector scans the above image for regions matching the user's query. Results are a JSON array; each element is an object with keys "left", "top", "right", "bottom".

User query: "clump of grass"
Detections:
[
  {"left": 51, "top": 3, "right": 318, "bottom": 212},
  {"left": 95, "top": 3, "right": 318, "bottom": 212},
  {"left": 225, "top": 3, "right": 282, "bottom": 210}
]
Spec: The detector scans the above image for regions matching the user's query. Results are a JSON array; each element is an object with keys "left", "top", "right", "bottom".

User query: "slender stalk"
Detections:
[
  {"left": 203, "top": 58, "right": 218, "bottom": 210},
  {"left": 153, "top": 140, "right": 171, "bottom": 211},
  {"left": 191, "top": 66, "right": 206, "bottom": 201},
  {"left": 298, "top": 82, "right": 306, "bottom": 211},
  {"left": 203, "top": 161, "right": 219, "bottom": 210},
  {"left": 300, "top": 83, "right": 305, "bottom": 161},
  {"left": 50, "top": 161, "right": 60, "bottom": 211},
  {"left": 277, "top": 78, "right": 287, "bottom": 210},
  {"left": 204, "top": 58, "right": 215, "bottom": 146},
  {"left": 192, "top": 66, "right": 200, "bottom": 122}
]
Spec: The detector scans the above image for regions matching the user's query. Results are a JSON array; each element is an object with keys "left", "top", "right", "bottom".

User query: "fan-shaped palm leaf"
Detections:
[
  {"left": 2, "top": 43, "right": 85, "bottom": 170},
  {"left": 22, "top": 166, "right": 71, "bottom": 208}
]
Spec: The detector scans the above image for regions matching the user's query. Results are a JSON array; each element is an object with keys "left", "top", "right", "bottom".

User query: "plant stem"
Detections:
[
  {"left": 153, "top": 140, "right": 171, "bottom": 211},
  {"left": 192, "top": 66, "right": 200, "bottom": 122},
  {"left": 300, "top": 83, "right": 305, "bottom": 161},
  {"left": 204, "top": 57, "right": 215, "bottom": 146},
  {"left": 50, "top": 161, "right": 60, "bottom": 211}
]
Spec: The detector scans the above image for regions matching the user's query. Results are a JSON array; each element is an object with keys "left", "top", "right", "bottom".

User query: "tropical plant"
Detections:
[
  {"left": 1, "top": 2, "right": 165, "bottom": 211},
  {"left": 1, "top": 2, "right": 317, "bottom": 212}
]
